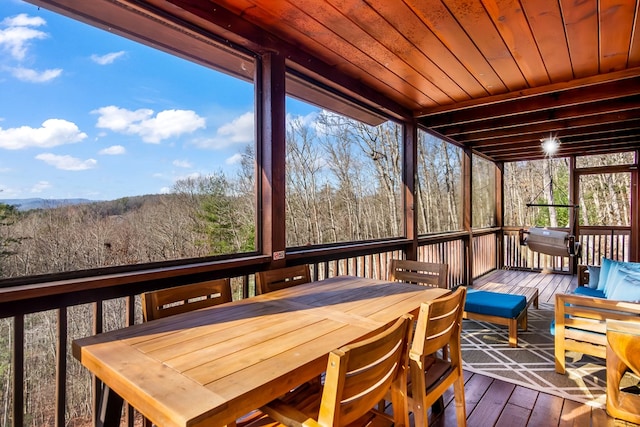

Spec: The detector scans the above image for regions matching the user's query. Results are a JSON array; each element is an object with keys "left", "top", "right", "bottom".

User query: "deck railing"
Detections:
[
  {"left": 0, "top": 230, "right": 493, "bottom": 426},
  {"left": 503, "top": 226, "right": 632, "bottom": 272}
]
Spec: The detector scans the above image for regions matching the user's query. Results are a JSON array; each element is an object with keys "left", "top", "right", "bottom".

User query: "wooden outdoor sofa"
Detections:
[{"left": 554, "top": 260, "right": 640, "bottom": 374}]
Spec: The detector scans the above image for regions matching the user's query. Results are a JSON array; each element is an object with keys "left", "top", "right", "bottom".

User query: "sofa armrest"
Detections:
[
  {"left": 554, "top": 293, "right": 640, "bottom": 373},
  {"left": 577, "top": 264, "right": 589, "bottom": 287}
]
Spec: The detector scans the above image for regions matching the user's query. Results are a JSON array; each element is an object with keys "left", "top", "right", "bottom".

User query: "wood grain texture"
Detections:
[{"left": 73, "top": 276, "right": 448, "bottom": 427}]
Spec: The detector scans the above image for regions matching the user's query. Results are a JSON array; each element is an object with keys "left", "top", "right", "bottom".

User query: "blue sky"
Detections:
[{"left": 0, "top": 0, "right": 316, "bottom": 201}]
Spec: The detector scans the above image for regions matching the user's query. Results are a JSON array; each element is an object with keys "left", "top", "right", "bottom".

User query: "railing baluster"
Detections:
[
  {"left": 56, "top": 307, "right": 68, "bottom": 427},
  {"left": 126, "top": 296, "right": 135, "bottom": 427},
  {"left": 13, "top": 314, "right": 24, "bottom": 427},
  {"left": 93, "top": 300, "right": 103, "bottom": 426},
  {"left": 610, "top": 229, "right": 615, "bottom": 260}
]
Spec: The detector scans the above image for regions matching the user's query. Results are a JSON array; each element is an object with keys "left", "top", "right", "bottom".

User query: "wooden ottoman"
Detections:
[{"left": 463, "top": 285, "right": 539, "bottom": 347}]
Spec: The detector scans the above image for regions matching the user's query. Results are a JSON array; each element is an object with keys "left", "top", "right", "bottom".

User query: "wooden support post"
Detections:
[
  {"left": 404, "top": 121, "right": 418, "bottom": 261},
  {"left": 259, "top": 52, "right": 287, "bottom": 269},
  {"left": 463, "top": 148, "right": 473, "bottom": 286},
  {"left": 569, "top": 156, "right": 578, "bottom": 274},
  {"left": 631, "top": 149, "right": 640, "bottom": 262},
  {"left": 496, "top": 161, "right": 504, "bottom": 270}
]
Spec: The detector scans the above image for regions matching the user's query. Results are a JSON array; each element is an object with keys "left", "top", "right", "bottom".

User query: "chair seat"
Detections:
[
  {"left": 573, "top": 286, "right": 606, "bottom": 298},
  {"left": 465, "top": 290, "right": 526, "bottom": 318},
  {"left": 406, "top": 356, "right": 452, "bottom": 397}
]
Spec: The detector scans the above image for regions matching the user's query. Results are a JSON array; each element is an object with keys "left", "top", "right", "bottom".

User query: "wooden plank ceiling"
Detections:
[{"left": 29, "top": 0, "right": 640, "bottom": 162}]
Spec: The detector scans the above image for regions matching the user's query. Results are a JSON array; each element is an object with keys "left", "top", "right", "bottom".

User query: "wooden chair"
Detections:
[
  {"left": 253, "top": 314, "right": 414, "bottom": 427},
  {"left": 606, "top": 319, "right": 640, "bottom": 424},
  {"left": 142, "top": 278, "right": 232, "bottom": 321},
  {"left": 142, "top": 279, "right": 260, "bottom": 427},
  {"left": 408, "top": 286, "right": 467, "bottom": 427},
  {"left": 388, "top": 259, "right": 448, "bottom": 289},
  {"left": 256, "top": 264, "right": 311, "bottom": 295}
]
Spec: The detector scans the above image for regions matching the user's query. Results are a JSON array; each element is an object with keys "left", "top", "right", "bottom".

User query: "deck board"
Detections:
[{"left": 423, "top": 268, "right": 639, "bottom": 427}]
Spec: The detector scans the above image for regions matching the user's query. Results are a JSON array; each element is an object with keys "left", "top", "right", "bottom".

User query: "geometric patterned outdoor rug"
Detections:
[{"left": 461, "top": 302, "right": 639, "bottom": 409}]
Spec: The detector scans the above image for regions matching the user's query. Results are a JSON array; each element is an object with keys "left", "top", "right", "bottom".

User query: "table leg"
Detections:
[{"left": 97, "top": 384, "right": 124, "bottom": 427}]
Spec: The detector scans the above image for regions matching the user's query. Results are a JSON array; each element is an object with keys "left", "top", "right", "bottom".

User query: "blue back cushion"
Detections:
[
  {"left": 608, "top": 272, "right": 640, "bottom": 302},
  {"left": 603, "top": 261, "right": 640, "bottom": 298},
  {"left": 597, "top": 257, "right": 614, "bottom": 291},
  {"left": 597, "top": 258, "right": 640, "bottom": 295},
  {"left": 465, "top": 290, "right": 527, "bottom": 318},
  {"left": 586, "top": 265, "right": 600, "bottom": 289}
]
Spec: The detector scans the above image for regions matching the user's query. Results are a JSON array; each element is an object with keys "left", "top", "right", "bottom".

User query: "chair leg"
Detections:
[
  {"left": 453, "top": 375, "right": 467, "bottom": 426},
  {"left": 554, "top": 333, "right": 566, "bottom": 374}
]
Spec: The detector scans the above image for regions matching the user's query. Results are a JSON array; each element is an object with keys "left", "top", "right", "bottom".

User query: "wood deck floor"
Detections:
[{"left": 427, "top": 268, "right": 637, "bottom": 427}]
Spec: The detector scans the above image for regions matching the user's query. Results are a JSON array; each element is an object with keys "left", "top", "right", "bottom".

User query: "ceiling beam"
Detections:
[
  {"left": 465, "top": 116, "right": 640, "bottom": 146},
  {"left": 419, "top": 76, "right": 640, "bottom": 128},
  {"left": 415, "top": 67, "right": 640, "bottom": 117},
  {"left": 437, "top": 96, "right": 640, "bottom": 137}
]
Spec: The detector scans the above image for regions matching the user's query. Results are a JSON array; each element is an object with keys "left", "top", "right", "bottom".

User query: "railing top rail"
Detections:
[{"left": 0, "top": 255, "right": 270, "bottom": 304}]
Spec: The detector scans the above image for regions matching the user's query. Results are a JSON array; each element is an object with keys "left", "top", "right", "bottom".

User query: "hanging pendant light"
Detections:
[{"left": 541, "top": 135, "right": 560, "bottom": 156}]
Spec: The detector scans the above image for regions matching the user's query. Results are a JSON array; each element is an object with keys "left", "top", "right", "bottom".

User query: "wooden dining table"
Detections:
[{"left": 73, "top": 275, "right": 450, "bottom": 427}]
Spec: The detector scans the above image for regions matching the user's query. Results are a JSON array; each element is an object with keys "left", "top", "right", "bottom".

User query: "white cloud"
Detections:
[
  {"left": 35, "top": 153, "right": 97, "bottom": 171},
  {"left": 225, "top": 153, "right": 243, "bottom": 165},
  {"left": 2, "top": 14, "right": 46, "bottom": 28},
  {"left": 30, "top": 180, "right": 51, "bottom": 193},
  {"left": 217, "top": 112, "right": 254, "bottom": 143},
  {"left": 193, "top": 111, "right": 254, "bottom": 149},
  {"left": 0, "top": 14, "right": 47, "bottom": 61},
  {"left": 93, "top": 105, "right": 206, "bottom": 143},
  {"left": 10, "top": 66, "right": 62, "bottom": 82},
  {"left": 0, "top": 119, "right": 87, "bottom": 150},
  {"left": 173, "top": 159, "right": 192, "bottom": 168},
  {"left": 99, "top": 145, "right": 126, "bottom": 155},
  {"left": 91, "top": 51, "right": 126, "bottom": 65}
]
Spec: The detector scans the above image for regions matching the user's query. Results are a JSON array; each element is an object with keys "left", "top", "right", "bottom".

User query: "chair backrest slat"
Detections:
[
  {"left": 142, "top": 278, "right": 232, "bottom": 321},
  {"left": 256, "top": 265, "right": 311, "bottom": 294},
  {"left": 388, "top": 259, "right": 448, "bottom": 289}
]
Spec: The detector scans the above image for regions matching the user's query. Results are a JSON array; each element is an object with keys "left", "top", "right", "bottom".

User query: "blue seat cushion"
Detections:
[
  {"left": 465, "top": 290, "right": 527, "bottom": 318},
  {"left": 573, "top": 286, "right": 605, "bottom": 298}
]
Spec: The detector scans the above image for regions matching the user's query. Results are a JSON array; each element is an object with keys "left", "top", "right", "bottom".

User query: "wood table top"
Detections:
[{"left": 73, "top": 275, "right": 449, "bottom": 427}]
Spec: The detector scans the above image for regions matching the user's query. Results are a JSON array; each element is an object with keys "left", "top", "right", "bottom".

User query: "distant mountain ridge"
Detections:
[{"left": 0, "top": 198, "right": 96, "bottom": 211}]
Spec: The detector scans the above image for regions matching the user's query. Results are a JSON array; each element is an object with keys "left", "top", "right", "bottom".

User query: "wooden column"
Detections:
[
  {"left": 569, "top": 155, "right": 578, "bottom": 274},
  {"left": 463, "top": 148, "right": 473, "bottom": 286},
  {"left": 631, "top": 149, "right": 640, "bottom": 262},
  {"left": 404, "top": 121, "right": 418, "bottom": 261},
  {"left": 495, "top": 161, "right": 504, "bottom": 270},
  {"left": 259, "top": 52, "right": 287, "bottom": 267}
]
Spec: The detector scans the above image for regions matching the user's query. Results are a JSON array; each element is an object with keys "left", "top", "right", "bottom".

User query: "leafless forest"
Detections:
[{"left": 0, "top": 114, "right": 633, "bottom": 425}]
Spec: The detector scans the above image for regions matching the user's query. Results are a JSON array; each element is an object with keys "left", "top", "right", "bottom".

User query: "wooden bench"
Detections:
[{"left": 463, "top": 285, "right": 539, "bottom": 347}]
